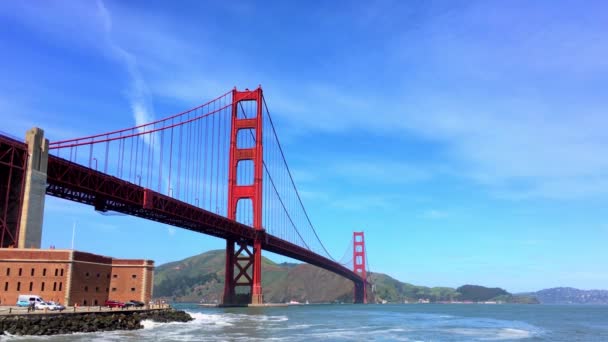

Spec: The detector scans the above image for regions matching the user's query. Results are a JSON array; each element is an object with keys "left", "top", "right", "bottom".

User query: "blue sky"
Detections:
[{"left": 1, "top": 1, "right": 607, "bottom": 293}]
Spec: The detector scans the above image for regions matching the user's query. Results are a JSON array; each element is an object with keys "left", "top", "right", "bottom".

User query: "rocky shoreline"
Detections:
[{"left": 0, "top": 308, "right": 193, "bottom": 336}]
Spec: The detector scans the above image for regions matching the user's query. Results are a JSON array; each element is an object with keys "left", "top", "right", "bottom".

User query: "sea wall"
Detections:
[{"left": 0, "top": 308, "right": 193, "bottom": 336}]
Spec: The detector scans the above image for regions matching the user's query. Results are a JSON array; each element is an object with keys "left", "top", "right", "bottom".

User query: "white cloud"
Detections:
[{"left": 96, "top": 0, "right": 155, "bottom": 129}]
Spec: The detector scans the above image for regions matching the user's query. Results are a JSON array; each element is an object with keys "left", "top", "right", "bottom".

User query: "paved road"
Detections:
[{"left": 0, "top": 304, "right": 170, "bottom": 316}]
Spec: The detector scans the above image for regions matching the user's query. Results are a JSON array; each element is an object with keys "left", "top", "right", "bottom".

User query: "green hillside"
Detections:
[
  {"left": 153, "top": 250, "right": 354, "bottom": 303},
  {"left": 153, "top": 250, "right": 538, "bottom": 304}
]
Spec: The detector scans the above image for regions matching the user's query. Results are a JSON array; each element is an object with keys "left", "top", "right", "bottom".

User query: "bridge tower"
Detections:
[
  {"left": 18, "top": 128, "right": 48, "bottom": 249},
  {"left": 353, "top": 231, "right": 367, "bottom": 304},
  {"left": 223, "top": 87, "right": 265, "bottom": 305}
]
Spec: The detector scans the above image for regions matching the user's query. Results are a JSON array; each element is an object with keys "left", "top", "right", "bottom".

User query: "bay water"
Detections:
[{"left": 3, "top": 303, "right": 607, "bottom": 341}]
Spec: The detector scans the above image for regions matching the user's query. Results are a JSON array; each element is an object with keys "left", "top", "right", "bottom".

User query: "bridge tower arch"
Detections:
[
  {"left": 353, "top": 231, "right": 367, "bottom": 304},
  {"left": 223, "top": 87, "right": 264, "bottom": 305}
]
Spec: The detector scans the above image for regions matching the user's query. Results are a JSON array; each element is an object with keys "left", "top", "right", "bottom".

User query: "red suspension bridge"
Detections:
[{"left": 0, "top": 87, "right": 369, "bottom": 305}]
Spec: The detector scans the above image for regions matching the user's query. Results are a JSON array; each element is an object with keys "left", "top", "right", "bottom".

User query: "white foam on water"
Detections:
[
  {"left": 296, "top": 328, "right": 411, "bottom": 341},
  {"left": 446, "top": 327, "right": 534, "bottom": 340},
  {"left": 282, "top": 324, "right": 312, "bottom": 330},
  {"left": 140, "top": 319, "right": 162, "bottom": 329},
  {"left": 188, "top": 312, "right": 235, "bottom": 326},
  {"left": 256, "top": 314, "right": 289, "bottom": 322},
  {"left": 485, "top": 328, "right": 534, "bottom": 341}
]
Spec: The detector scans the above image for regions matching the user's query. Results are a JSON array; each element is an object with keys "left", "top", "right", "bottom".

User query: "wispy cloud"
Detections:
[{"left": 96, "top": 0, "right": 154, "bottom": 129}]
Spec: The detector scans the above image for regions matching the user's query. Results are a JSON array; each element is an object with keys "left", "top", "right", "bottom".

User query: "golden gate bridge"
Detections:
[{"left": 0, "top": 87, "right": 370, "bottom": 305}]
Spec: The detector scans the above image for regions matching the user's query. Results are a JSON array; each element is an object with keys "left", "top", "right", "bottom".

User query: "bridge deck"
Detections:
[{"left": 44, "top": 152, "right": 362, "bottom": 283}]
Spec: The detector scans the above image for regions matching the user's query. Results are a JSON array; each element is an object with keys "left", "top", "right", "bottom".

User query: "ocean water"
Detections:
[{"left": 3, "top": 303, "right": 608, "bottom": 341}]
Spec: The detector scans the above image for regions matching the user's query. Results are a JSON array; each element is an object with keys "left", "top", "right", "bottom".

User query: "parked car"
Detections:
[
  {"left": 105, "top": 300, "right": 125, "bottom": 308},
  {"left": 125, "top": 300, "right": 145, "bottom": 308},
  {"left": 35, "top": 301, "right": 63, "bottom": 311},
  {"left": 46, "top": 301, "right": 66, "bottom": 311}
]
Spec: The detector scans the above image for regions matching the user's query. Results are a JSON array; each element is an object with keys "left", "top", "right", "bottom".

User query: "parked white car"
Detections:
[
  {"left": 46, "top": 301, "right": 66, "bottom": 311},
  {"left": 35, "top": 301, "right": 63, "bottom": 311}
]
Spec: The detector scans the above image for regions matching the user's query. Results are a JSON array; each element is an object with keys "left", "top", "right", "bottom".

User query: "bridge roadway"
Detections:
[{"left": 13, "top": 139, "right": 364, "bottom": 285}]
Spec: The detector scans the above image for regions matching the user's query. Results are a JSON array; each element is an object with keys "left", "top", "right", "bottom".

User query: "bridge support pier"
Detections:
[
  {"left": 251, "top": 237, "right": 263, "bottom": 304},
  {"left": 18, "top": 128, "right": 48, "bottom": 249},
  {"left": 354, "top": 280, "right": 366, "bottom": 304},
  {"left": 222, "top": 238, "right": 263, "bottom": 306},
  {"left": 222, "top": 239, "right": 236, "bottom": 304}
]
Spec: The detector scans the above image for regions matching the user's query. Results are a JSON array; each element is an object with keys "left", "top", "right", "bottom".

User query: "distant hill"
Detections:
[
  {"left": 370, "top": 274, "right": 537, "bottom": 304},
  {"left": 528, "top": 287, "right": 608, "bottom": 304},
  {"left": 153, "top": 250, "right": 538, "bottom": 304}
]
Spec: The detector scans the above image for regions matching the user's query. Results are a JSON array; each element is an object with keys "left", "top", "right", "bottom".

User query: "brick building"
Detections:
[{"left": 0, "top": 249, "right": 154, "bottom": 306}]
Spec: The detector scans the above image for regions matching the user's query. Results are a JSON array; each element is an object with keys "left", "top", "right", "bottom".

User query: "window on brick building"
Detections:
[
  {"left": 54, "top": 269, "right": 58, "bottom": 276},
  {"left": 113, "top": 274, "right": 118, "bottom": 278},
  {"left": 84, "top": 300, "right": 87, "bottom": 306},
  {"left": 112, "top": 288, "right": 117, "bottom": 292},
  {"left": 29, "top": 282, "right": 33, "bottom": 291},
  {"left": 94, "top": 299, "right": 98, "bottom": 305},
  {"left": 18, "top": 268, "right": 22, "bottom": 276},
  {"left": 84, "top": 286, "right": 88, "bottom": 292},
  {"left": 41, "top": 282, "right": 45, "bottom": 291},
  {"left": 60, "top": 269, "right": 64, "bottom": 276},
  {"left": 97, "top": 273, "right": 100, "bottom": 278},
  {"left": 5, "top": 268, "right": 9, "bottom": 276},
  {"left": 4, "top": 282, "right": 8, "bottom": 291},
  {"left": 106, "top": 288, "right": 109, "bottom": 292},
  {"left": 95, "top": 287, "right": 99, "bottom": 292},
  {"left": 106, "top": 274, "right": 110, "bottom": 279},
  {"left": 85, "top": 272, "right": 90, "bottom": 278},
  {"left": 43, "top": 268, "right": 47, "bottom": 276},
  {"left": 131, "top": 287, "right": 136, "bottom": 292},
  {"left": 31, "top": 268, "right": 35, "bottom": 276},
  {"left": 132, "top": 274, "right": 137, "bottom": 279},
  {"left": 17, "top": 282, "right": 21, "bottom": 291},
  {"left": 59, "top": 282, "right": 62, "bottom": 291},
  {"left": 53, "top": 282, "right": 57, "bottom": 291}
]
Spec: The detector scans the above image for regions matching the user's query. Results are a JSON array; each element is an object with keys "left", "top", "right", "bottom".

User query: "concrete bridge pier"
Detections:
[{"left": 18, "top": 127, "right": 48, "bottom": 249}]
